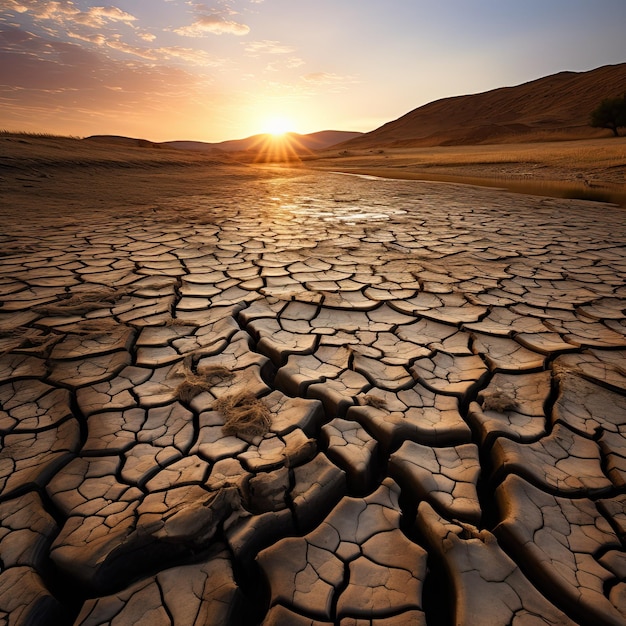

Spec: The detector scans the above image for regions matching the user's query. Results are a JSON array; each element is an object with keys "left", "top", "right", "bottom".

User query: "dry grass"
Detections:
[
  {"left": 171, "top": 359, "right": 270, "bottom": 437},
  {"left": 397, "top": 140, "right": 626, "bottom": 170},
  {"left": 0, "top": 327, "right": 59, "bottom": 356},
  {"left": 214, "top": 391, "right": 272, "bottom": 438},
  {"left": 175, "top": 379, "right": 208, "bottom": 404},
  {"left": 173, "top": 360, "right": 235, "bottom": 403},
  {"left": 0, "top": 129, "right": 82, "bottom": 139},
  {"left": 34, "top": 287, "right": 127, "bottom": 316},
  {"left": 70, "top": 319, "right": 122, "bottom": 335},
  {"left": 315, "top": 139, "right": 626, "bottom": 170},
  {"left": 0, "top": 316, "right": 128, "bottom": 357}
]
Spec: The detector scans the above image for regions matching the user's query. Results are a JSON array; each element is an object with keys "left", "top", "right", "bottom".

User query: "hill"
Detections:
[
  {"left": 338, "top": 63, "right": 626, "bottom": 149},
  {"left": 2, "top": 133, "right": 238, "bottom": 169},
  {"left": 164, "top": 130, "right": 363, "bottom": 154},
  {"left": 85, "top": 135, "right": 162, "bottom": 149}
]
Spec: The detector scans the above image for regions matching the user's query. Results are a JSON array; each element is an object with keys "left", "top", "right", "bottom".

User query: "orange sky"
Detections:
[{"left": 1, "top": 0, "right": 625, "bottom": 142}]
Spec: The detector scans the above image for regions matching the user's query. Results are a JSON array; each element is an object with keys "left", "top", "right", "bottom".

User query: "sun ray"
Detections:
[{"left": 246, "top": 131, "right": 314, "bottom": 164}]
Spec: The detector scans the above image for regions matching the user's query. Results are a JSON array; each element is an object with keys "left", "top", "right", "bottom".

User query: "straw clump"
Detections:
[
  {"left": 34, "top": 287, "right": 127, "bottom": 315},
  {"left": 214, "top": 391, "right": 271, "bottom": 438},
  {"left": 174, "top": 361, "right": 234, "bottom": 403},
  {"left": 0, "top": 327, "right": 59, "bottom": 356}
]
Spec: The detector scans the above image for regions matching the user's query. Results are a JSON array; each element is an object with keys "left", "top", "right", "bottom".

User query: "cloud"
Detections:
[
  {"left": 105, "top": 37, "right": 158, "bottom": 60},
  {"left": 0, "top": 0, "right": 137, "bottom": 31},
  {"left": 0, "top": 0, "right": 77, "bottom": 20},
  {"left": 301, "top": 72, "right": 344, "bottom": 84},
  {"left": 67, "top": 30, "right": 106, "bottom": 45},
  {"left": 157, "top": 45, "right": 222, "bottom": 66},
  {"left": 0, "top": 24, "right": 203, "bottom": 96},
  {"left": 1, "top": 1, "right": 29, "bottom": 13},
  {"left": 65, "top": 31, "right": 222, "bottom": 66},
  {"left": 244, "top": 40, "right": 294, "bottom": 55},
  {"left": 174, "top": 14, "right": 250, "bottom": 37},
  {"left": 63, "top": 27, "right": 222, "bottom": 66},
  {"left": 137, "top": 31, "right": 156, "bottom": 42},
  {"left": 286, "top": 56, "right": 304, "bottom": 69},
  {"left": 299, "top": 71, "right": 358, "bottom": 93},
  {"left": 0, "top": 25, "right": 110, "bottom": 91},
  {"left": 77, "top": 6, "right": 136, "bottom": 27}
]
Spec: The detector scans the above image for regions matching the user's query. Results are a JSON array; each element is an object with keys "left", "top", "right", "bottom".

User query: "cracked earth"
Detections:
[{"left": 1, "top": 170, "right": 625, "bottom": 625}]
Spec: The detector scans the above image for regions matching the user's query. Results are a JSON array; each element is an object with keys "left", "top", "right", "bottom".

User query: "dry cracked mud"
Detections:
[{"left": 0, "top": 169, "right": 625, "bottom": 625}]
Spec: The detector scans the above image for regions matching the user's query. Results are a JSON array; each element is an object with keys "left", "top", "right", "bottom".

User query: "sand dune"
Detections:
[
  {"left": 337, "top": 63, "right": 626, "bottom": 149},
  {"left": 1, "top": 133, "right": 235, "bottom": 169}
]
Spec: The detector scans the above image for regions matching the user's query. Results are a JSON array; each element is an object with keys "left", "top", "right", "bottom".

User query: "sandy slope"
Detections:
[{"left": 337, "top": 63, "right": 626, "bottom": 148}]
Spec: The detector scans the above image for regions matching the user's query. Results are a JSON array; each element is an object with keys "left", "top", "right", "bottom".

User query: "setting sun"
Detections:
[{"left": 263, "top": 116, "right": 293, "bottom": 136}]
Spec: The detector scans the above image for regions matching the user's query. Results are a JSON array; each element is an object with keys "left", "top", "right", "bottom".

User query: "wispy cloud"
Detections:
[
  {"left": 0, "top": 1, "right": 137, "bottom": 28},
  {"left": 286, "top": 56, "right": 304, "bottom": 69},
  {"left": 1, "top": 25, "right": 117, "bottom": 91},
  {"left": 301, "top": 72, "right": 344, "bottom": 85},
  {"left": 299, "top": 71, "right": 358, "bottom": 94},
  {"left": 174, "top": 14, "right": 250, "bottom": 37},
  {"left": 105, "top": 37, "right": 158, "bottom": 60},
  {"left": 77, "top": 6, "right": 136, "bottom": 27},
  {"left": 157, "top": 45, "right": 222, "bottom": 66},
  {"left": 64, "top": 30, "right": 223, "bottom": 66},
  {"left": 244, "top": 39, "right": 294, "bottom": 55},
  {"left": 0, "top": 25, "right": 209, "bottom": 110},
  {"left": 67, "top": 30, "right": 106, "bottom": 45}
]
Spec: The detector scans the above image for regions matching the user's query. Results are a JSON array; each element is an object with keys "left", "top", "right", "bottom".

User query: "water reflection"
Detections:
[
  {"left": 329, "top": 170, "right": 626, "bottom": 208},
  {"left": 490, "top": 177, "right": 625, "bottom": 207}
]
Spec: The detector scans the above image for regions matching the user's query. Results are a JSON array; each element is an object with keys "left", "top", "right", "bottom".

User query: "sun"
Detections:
[
  {"left": 250, "top": 113, "right": 310, "bottom": 163},
  {"left": 263, "top": 116, "right": 293, "bottom": 137}
]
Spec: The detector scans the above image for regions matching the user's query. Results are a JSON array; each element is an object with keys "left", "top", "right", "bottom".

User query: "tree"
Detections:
[{"left": 590, "top": 94, "right": 626, "bottom": 137}]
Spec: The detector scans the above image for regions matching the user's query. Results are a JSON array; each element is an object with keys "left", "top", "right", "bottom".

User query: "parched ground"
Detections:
[{"left": 1, "top": 145, "right": 626, "bottom": 625}]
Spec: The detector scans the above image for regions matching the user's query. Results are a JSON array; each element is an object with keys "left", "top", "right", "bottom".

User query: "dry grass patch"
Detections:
[
  {"left": 0, "top": 327, "right": 59, "bottom": 356},
  {"left": 308, "top": 138, "right": 626, "bottom": 189},
  {"left": 70, "top": 318, "right": 122, "bottom": 335},
  {"left": 34, "top": 287, "right": 127, "bottom": 316},
  {"left": 173, "top": 359, "right": 234, "bottom": 403},
  {"left": 214, "top": 391, "right": 272, "bottom": 438}
]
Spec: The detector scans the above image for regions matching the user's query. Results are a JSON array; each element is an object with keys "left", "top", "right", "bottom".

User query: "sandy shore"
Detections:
[{"left": 1, "top": 137, "right": 626, "bottom": 625}]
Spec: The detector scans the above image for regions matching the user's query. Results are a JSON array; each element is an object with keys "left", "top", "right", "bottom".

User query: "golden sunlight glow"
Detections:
[{"left": 263, "top": 116, "right": 293, "bottom": 136}]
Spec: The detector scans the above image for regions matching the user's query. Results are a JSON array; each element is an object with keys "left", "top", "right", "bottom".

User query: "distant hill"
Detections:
[
  {"left": 4, "top": 133, "right": 238, "bottom": 169},
  {"left": 164, "top": 130, "right": 364, "bottom": 154},
  {"left": 337, "top": 63, "right": 626, "bottom": 149},
  {"left": 84, "top": 135, "right": 162, "bottom": 149}
]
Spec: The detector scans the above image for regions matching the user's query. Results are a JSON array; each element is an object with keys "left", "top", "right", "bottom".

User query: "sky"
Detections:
[{"left": 1, "top": 0, "right": 626, "bottom": 143}]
